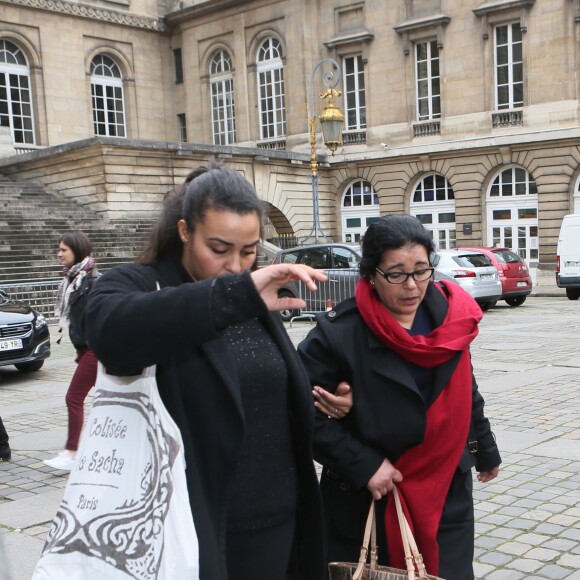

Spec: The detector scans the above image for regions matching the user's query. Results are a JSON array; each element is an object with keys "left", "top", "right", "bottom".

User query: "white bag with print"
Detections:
[{"left": 32, "top": 364, "right": 199, "bottom": 580}]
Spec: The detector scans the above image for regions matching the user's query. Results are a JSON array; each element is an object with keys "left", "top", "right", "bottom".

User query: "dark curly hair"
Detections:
[{"left": 359, "top": 214, "right": 436, "bottom": 277}]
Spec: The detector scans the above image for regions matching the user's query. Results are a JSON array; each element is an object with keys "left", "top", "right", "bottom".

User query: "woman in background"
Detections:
[{"left": 44, "top": 231, "right": 99, "bottom": 472}]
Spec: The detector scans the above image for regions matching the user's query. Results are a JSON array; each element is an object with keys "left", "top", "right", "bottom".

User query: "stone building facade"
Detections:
[{"left": 0, "top": 0, "right": 579, "bottom": 284}]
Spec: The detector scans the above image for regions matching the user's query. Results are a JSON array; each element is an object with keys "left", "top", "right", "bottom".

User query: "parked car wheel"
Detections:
[
  {"left": 14, "top": 361, "right": 44, "bottom": 372},
  {"left": 278, "top": 290, "right": 300, "bottom": 322},
  {"left": 480, "top": 300, "right": 497, "bottom": 311},
  {"left": 505, "top": 296, "right": 527, "bottom": 307},
  {"left": 566, "top": 288, "right": 580, "bottom": 301}
]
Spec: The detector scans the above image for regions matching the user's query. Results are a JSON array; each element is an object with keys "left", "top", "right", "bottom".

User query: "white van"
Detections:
[{"left": 556, "top": 214, "right": 580, "bottom": 300}]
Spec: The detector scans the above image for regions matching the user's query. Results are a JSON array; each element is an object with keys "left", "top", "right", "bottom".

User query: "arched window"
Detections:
[
  {"left": 90, "top": 55, "right": 126, "bottom": 137},
  {"left": 487, "top": 166, "right": 538, "bottom": 279},
  {"left": 210, "top": 50, "right": 236, "bottom": 145},
  {"left": 410, "top": 173, "right": 456, "bottom": 249},
  {"left": 341, "top": 179, "right": 380, "bottom": 243},
  {"left": 256, "top": 38, "right": 286, "bottom": 142},
  {"left": 0, "top": 40, "right": 35, "bottom": 145},
  {"left": 574, "top": 174, "right": 580, "bottom": 214}
]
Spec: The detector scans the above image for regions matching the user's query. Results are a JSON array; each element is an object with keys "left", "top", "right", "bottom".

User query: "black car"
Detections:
[
  {"left": 272, "top": 243, "right": 362, "bottom": 321},
  {"left": 0, "top": 289, "right": 51, "bottom": 372}
]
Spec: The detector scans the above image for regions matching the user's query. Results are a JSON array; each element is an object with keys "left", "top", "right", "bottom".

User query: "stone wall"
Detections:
[
  {"left": 0, "top": 138, "right": 340, "bottom": 239},
  {"left": 0, "top": 128, "right": 15, "bottom": 159}
]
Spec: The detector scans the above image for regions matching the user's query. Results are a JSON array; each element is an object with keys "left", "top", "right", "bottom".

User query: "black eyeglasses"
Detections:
[{"left": 375, "top": 267, "right": 435, "bottom": 284}]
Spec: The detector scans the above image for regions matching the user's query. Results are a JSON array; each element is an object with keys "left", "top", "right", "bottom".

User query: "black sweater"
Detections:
[{"left": 224, "top": 318, "right": 297, "bottom": 531}]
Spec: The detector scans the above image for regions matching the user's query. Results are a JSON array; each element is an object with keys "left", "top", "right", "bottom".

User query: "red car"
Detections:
[{"left": 458, "top": 247, "right": 533, "bottom": 306}]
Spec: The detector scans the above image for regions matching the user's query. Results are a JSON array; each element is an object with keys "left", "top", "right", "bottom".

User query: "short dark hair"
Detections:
[
  {"left": 140, "top": 162, "right": 264, "bottom": 264},
  {"left": 359, "top": 215, "right": 435, "bottom": 277},
  {"left": 59, "top": 231, "right": 93, "bottom": 264}
]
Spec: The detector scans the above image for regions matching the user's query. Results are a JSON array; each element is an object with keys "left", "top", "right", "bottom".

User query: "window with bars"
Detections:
[
  {"left": 342, "top": 55, "right": 366, "bottom": 130},
  {"left": 257, "top": 38, "right": 286, "bottom": 141},
  {"left": 0, "top": 40, "right": 35, "bottom": 145},
  {"left": 495, "top": 23, "right": 523, "bottom": 110},
  {"left": 210, "top": 50, "right": 236, "bottom": 145},
  {"left": 90, "top": 55, "right": 126, "bottom": 137},
  {"left": 415, "top": 40, "right": 441, "bottom": 121}
]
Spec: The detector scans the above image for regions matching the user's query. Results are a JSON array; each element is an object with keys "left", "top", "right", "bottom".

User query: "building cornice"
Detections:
[
  {"left": 393, "top": 14, "right": 451, "bottom": 34},
  {"left": 165, "top": 0, "right": 257, "bottom": 27},
  {"left": 473, "top": 0, "right": 535, "bottom": 17},
  {"left": 337, "top": 126, "right": 580, "bottom": 165},
  {"left": 0, "top": 0, "right": 167, "bottom": 31},
  {"left": 323, "top": 30, "right": 375, "bottom": 49},
  {"left": 0, "top": 137, "right": 312, "bottom": 170},
  {"left": 393, "top": 15, "right": 451, "bottom": 53}
]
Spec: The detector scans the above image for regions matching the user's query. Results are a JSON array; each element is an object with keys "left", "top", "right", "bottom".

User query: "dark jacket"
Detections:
[
  {"left": 85, "top": 258, "right": 324, "bottom": 580},
  {"left": 297, "top": 282, "right": 501, "bottom": 549},
  {"left": 68, "top": 269, "right": 99, "bottom": 349}
]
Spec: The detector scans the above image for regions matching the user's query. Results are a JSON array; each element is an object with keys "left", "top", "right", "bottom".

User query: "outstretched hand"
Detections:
[{"left": 251, "top": 264, "right": 328, "bottom": 312}]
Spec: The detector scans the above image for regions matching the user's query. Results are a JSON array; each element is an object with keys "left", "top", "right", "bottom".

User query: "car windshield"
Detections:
[
  {"left": 452, "top": 254, "right": 492, "bottom": 268},
  {"left": 492, "top": 249, "right": 522, "bottom": 264},
  {"left": 299, "top": 247, "right": 329, "bottom": 269},
  {"left": 280, "top": 251, "right": 300, "bottom": 264},
  {"left": 332, "top": 247, "right": 360, "bottom": 268}
]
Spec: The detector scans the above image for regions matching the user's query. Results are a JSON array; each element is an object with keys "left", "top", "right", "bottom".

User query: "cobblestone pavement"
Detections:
[{"left": 1, "top": 296, "right": 579, "bottom": 579}]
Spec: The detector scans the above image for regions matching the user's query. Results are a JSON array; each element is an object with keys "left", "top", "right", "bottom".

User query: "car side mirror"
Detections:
[{"left": 430, "top": 252, "right": 440, "bottom": 268}]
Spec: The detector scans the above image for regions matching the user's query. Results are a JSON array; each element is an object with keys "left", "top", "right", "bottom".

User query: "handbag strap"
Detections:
[
  {"left": 353, "top": 500, "right": 377, "bottom": 580},
  {"left": 392, "top": 486, "right": 429, "bottom": 580},
  {"left": 352, "top": 488, "right": 430, "bottom": 580}
]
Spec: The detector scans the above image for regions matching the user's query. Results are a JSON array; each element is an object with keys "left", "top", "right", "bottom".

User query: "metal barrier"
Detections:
[
  {"left": 289, "top": 269, "right": 360, "bottom": 326},
  {"left": 0, "top": 279, "right": 60, "bottom": 320}
]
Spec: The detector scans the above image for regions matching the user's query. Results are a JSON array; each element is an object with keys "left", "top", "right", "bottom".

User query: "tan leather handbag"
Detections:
[{"left": 328, "top": 486, "right": 444, "bottom": 580}]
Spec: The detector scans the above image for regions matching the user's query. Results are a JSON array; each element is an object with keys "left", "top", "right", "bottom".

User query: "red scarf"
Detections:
[{"left": 355, "top": 278, "right": 482, "bottom": 575}]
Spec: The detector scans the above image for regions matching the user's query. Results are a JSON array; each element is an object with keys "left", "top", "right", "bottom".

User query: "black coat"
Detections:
[
  {"left": 85, "top": 258, "right": 324, "bottom": 580},
  {"left": 67, "top": 269, "right": 99, "bottom": 349},
  {"left": 297, "top": 283, "right": 501, "bottom": 574}
]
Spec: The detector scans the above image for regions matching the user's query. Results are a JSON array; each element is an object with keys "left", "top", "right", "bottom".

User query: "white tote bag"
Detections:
[{"left": 33, "top": 363, "right": 199, "bottom": 580}]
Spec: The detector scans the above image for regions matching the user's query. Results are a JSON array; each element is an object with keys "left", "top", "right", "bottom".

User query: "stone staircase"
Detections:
[{"left": 0, "top": 176, "right": 153, "bottom": 317}]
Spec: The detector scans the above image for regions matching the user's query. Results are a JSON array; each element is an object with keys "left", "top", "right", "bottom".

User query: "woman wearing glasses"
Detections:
[{"left": 298, "top": 215, "right": 501, "bottom": 580}]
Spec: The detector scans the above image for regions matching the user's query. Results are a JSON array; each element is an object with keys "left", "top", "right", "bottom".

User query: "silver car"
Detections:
[
  {"left": 434, "top": 249, "right": 503, "bottom": 310},
  {"left": 272, "top": 243, "right": 361, "bottom": 321}
]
